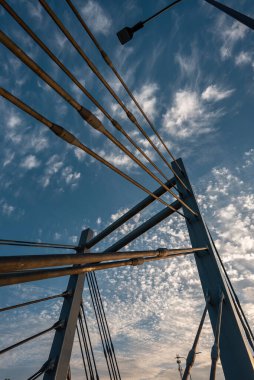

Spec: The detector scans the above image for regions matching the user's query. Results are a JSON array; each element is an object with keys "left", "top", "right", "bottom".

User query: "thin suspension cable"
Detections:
[
  {"left": 39, "top": 0, "right": 190, "bottom": 188},
  {"left": 90, "top": 274, "right": 121, "bottom": 380},
  {"left": 210, "top": 293, "right": 224, "bottom": 380},
  {"left": 79, "top": 313, "right": 94, "bottom": 379},
  {"left": 87, "top": 275, "right": 113, "bottom": 380},
  {"left": 77, "top": 325, "right": 89, "bottom": 380},
  {"left": 81, "top": 302, "right": 100, "bottom": 380},
  {"left": 0, "top": 320, "right": 63, "bottom": 355},
  {"left": 182, "top": 301, "right": 208, "bottom": 380},
  {"left": 0, "top": 291, "right": 68, "bottom": 313},
  {"left": 0, "top": 34, "right": 196, "bottom": 216},
  {"left": 0, "top": 238, "right": 76, "bottom": 250},
  {"left": 89, "top": 274, "right": 117, "bottom": 380},
  {"left": 0, "top": 88, "right": 187, "bottom": 217},
  {"left": 27, "top": 361, "right": 53, "bottom": 380},
  {"left": 89, "top": 274, "right": 118, "bottom": 380},
  {"left": 1, "top": 1, "right": 170, "bottom": 185},
  {"left": 65, "top": 0, "right": 184, "bottom": 174},
  {"left": 79, "top": 311, "right": 95, "bottom": 379}
]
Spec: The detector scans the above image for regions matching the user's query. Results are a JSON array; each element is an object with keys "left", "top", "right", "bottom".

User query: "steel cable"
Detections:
[
  {"left": 87, "top": 275, "right": 113, "bottom": 380},
  {"left": 0, "top": 87, "right": 187, "bottom": 217},
  {"left": 210, "top": 293, "right": 224, "bottom": 380},
  {"left": 183, "top": 302, "right": 208, "bottom": 380},
  {"left": 27, "top": 360, "right": 54, "bottom": 380},
  {"left": 90, "top": 274, "right": 121, "bottom": 379},
  {"left": 1, "top": 1, "right": 171, "bottom": 184},
  {"left": 0, "top": 238, "right": 76, "bottom": 250},
  {"left": 38, "top": 0, "right": 191, "bottom": 192},
  {"left": 80, "top": 303, "right": 100, "bottom": 380},
  {"left": 0, "top": 32, "right": 196, "bottom": 216},
  {"left": 0, "top": 291, "right": 68, "bottom": 313},
  {"left": 207, "top": 227, "right": 254, "bottom": 350},
  {"left": 88, "top": 274, "right": 116, "bottom": 379},
  {"left": 89, "top": 274, "right": 118, "bottom": 380},
  {"left": 79, "top": 313, "right": 94, "bottom": 379},
  {"left": 65, "top": 0, "right": 184, "bottom": 175},
  {"left": 77, "top": 325, "right": 89, "bottom": 380},
  {"left": 0, "top": 320, "right": 63, "bottom": 355}
]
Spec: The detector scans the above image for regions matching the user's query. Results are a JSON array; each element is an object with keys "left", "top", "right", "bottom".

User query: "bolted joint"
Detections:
[
  {"left": 54, "top": 319, "right": 65, "bottom": 330},
  {"left": 63, "top": 290, "right": 73, "bottom": 298},
  {"left": 131, "top": 258, "right": 144, "bottom": 266},
  {"left": 111, "top": 119, "right": 123, "bottom": 132},
  {"left": 50, "top": 124, "right": 80, "bottom": 147},
  {"left": 79, "top": 107, "right": 105, "bottom": 133},
  {"left": 101, "top": 50, "right": 113, "bottom": 68},
  {"left": 44, "top": 358, "right": 56, "bottom": 373},
  {"left": 156, "top": 248, "right": 168, "bottom": 257},
  {"left": 126, "top": 110, "right": 137, "bottom": 124}
]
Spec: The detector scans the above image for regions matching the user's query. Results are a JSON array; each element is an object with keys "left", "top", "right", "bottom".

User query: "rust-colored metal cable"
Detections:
[
  {"left": 1, "top": 1, "right": 169, "bottom": 184},
  {"left": 65, "top": 0, "right": 184, "bottom": 174},
  {"left": 0, "top": 87, "right": 186, "bottom": 217},
  {"left": 0, "top": 32, "right": 196, "bottom": 215},
  {"left": 0, "top": 249, "right": 204, "bottom": 286},
  {"left": 39, "top": 0, "right": 189, "bottom": 190}
]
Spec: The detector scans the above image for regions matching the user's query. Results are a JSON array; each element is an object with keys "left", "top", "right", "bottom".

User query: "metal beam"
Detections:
[
  {"left": 43, "top": 228, "right": 93, "bottom": 380},
  {"left": 205, "top": 0, "right": 254, "bottom": 30},
  {"left": 0, "top": 248, "right": 204, "bottom": 287},
  {"left": 172, "top": 158, "right": 254, "bottom": 380},
  {"left": 0, "top": 247, "right": 204, "bottom": 272},
  {"left": 86, "top": 178, "right": 176, "bottom": 248},
  {"left": 104, "top": 200, "right": 181, "bottom": 252}
]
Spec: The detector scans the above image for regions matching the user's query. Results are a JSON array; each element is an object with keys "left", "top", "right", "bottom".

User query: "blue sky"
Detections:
[{"left": 0, "top": 0, "right": 254, "bottom": 379}]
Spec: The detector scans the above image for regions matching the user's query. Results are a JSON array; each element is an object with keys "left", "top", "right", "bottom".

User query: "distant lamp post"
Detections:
[
  {"left": 117, "top": 0, "right": 182, "bottom": 45},
  {"left": 176, "top": 354, "right": 184, "bottom": 379}
]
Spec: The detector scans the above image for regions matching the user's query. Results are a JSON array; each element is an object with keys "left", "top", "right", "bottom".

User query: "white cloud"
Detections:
[
  {"left": 0, "top": 199, "right": 15, "bottom": 216},
  {"left": 235, "top": 51, "right": 254, "bottom": 70},
  {"left": 81, "top": 0, "right": 112, "bottom": 35},
  {"left": 235, "top": 51, "right": 252, "bottom": 65},
  {"left": 175, "top": 51, "right": 198, "bottom": 76},
  {"left": 162, "top": 84, "right": 234, "bottom": 139},
  {"left": 20, "top": 154, "right": 40, "bottom": 169},
  {"left": 61, "top": 166, "right": 81, "bottom": 187},
  {"left": 8, "top": 113, "right": 22, "bottom": 128},
  {"left": 96, "top": 147, "right": 137, "bottom": 171},
  {"left": 132, "top": 83, "right": 159, "bottom": 120},
  {"left": 53, "top": 232, "right": 62, "bottom": 240},
  {"left": 39, "top": 154, "right": 64, "bottom": 188},
  {"left": 27, "top": 2, "right": 43, "bottom": 21},
  {"left": 217, "top": 18, "right": 248, "bottom": 60},
  {"left": 201, "top": 85, "right": 234, "bottom": 102},
  {"left": 163, "top": 90, "right": 214, "bottom": 139}
]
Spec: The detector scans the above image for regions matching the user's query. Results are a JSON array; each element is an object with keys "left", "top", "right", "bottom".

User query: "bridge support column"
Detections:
[
  {"left": 172, "top": 158, "right": 254, "bottom": 380},
  {"left": 44, "top": 228, "right": 93, "bottom": 380}
]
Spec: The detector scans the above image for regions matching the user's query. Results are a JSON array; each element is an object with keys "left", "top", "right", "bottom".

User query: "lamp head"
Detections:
[{"left": 117, "top": 21, "right": 144, "bottom": 45}]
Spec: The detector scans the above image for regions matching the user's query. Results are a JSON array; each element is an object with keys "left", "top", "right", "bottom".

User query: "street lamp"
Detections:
[
  {"left": 117, "top": 0, "right": 182, "bottom": 45},
  {"left": 117, "top": 0, "right": 254, "bottom": 45}
]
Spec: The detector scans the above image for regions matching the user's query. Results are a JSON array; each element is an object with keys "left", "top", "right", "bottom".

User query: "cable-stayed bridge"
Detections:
[{"left": 0, "top": 1, "right": 254, "bottom": 379}]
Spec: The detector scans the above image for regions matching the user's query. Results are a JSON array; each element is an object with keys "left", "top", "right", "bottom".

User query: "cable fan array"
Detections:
[{"left": 0, "top": 1, "right": 195, "bottom": 378}]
